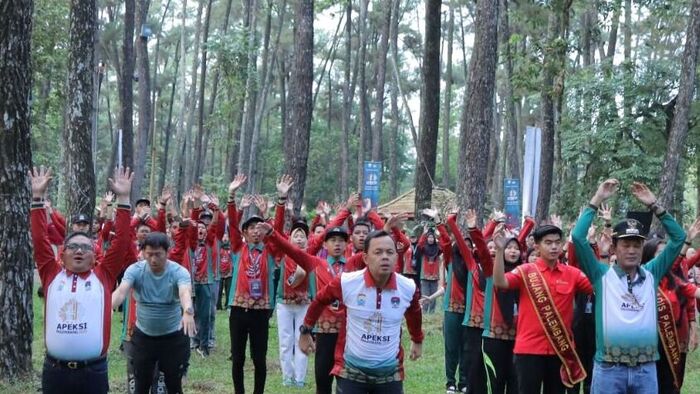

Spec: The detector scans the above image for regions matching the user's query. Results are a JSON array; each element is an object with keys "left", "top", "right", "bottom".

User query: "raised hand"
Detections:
[
  {"left": 29, "top": 166, "right": 53, "bottom": 198},
  {"left": 105, "top": 191, "right": 115, "bottom": 204},
  {"left": 592, "top": 179, "right": 620, "bottom": 205},
  {"left": 159, "top": 186, "right": 172, "bottom": 206},
  {"left": 465, "top": 209, "right": 478, "bottom": 228},
  {"left": 362, "top": 198, "right": 373, "bottom": 213},
  {"left": 108, "top": 167, "right": 134, "bottom": 203},
  {"left": 587, "top": 224, "right": 597, "bottom": 244},
  {"left": 254, "top": 195, "right": 269, "bottom": 217},
  {"left": 240, "top": 194, "right": 254, "bottom": 209},
  {"left": 321, "top": 201, "right": 332, "bottom": 216},
  {"left": 345, "top": 192, "right": 361, "bottom": 211},
  {"left": 385, "top": 212, "right": 410, "bottom": 231},
  {"left": 276, "top": 174, "right": 294, "bottom": 199},
  {"left": 228, "top": 174, "right": 247, "bottom": 195},
  {"left": 598, "top": 231, "right": 612, "bottom": 256},
  {"left": 256, "top": 221, "right": 273, "bottom": 236},
  {"left": 687, "top": 217, "right": 700, "bottom": 240},
  {"left": 598, "top": 203, "right": 612, "bottom": 223},
  {"left": 492, "top": 223, "right": 508, "bottom": 250},
  {"left": 491, "top": 209, "right": 506, "bottom": 223},
  {"left": 422, "top": 208, "right": 440, "bottom": 223},
  {"left": 208, "top": 194, "right": 220, "bottom": 208},
  {"left": 630, "top": 182, "right": 656, "bottom": 207}
]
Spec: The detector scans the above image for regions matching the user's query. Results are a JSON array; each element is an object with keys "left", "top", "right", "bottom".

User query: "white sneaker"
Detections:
[{"left": 446, "top": 385, "right": 457, "bottom": 394}]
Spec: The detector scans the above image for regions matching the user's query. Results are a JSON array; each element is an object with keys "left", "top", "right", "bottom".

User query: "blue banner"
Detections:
[
  {"left": 362, "top": 161, "right": 382, "bottom": 208},
  {"left": 504, "top": 178, "right": 521, "bottom": 229}
]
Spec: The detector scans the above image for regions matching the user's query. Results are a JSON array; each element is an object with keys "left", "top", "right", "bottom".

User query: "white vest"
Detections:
[
  {"left": 45, "top": 270, "right": 105, "bottom": 360},
  {"left": 341, "top": 270, "right": 416, "bottom": 370}
]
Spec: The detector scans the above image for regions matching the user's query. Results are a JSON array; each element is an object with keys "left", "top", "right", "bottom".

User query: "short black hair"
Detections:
[
  {"left": 532, "top": 225, "right": 563, "bottom": 243},
  {"left": 143, "top": 232, "right": 171, "bottom": 251},
  {"left": 64, "top": 231, "right": 93, "bottom": 245},
  {"left": 363, "top": 230, "right": 396, "bottom": 251},
  {"left": 352, "top": 219, "right": 372, "bottom": 231}
]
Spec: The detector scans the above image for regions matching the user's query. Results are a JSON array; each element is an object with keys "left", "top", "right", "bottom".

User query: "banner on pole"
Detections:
[
  {"left": 522, "top": 126, "right": 542, "bottom": 217},
  {"left": 362, "top": 161, "right": 382, "bottom": 208},
  {"left": 504, "top": 178, "right": 521, "bottom": 229}
]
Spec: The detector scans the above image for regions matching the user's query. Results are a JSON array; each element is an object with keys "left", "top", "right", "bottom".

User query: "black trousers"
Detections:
[
  {"left": 567, "top": 318, "right": 595, "bottom": 394},
  {"left": 464, "top": 326, "right": 486, "bottom": 394},
  {"left": 129, "top": 328, "right": 190, "bottom": 394},
  {"left": 483, "top": 337, "right": 517, "bottom": 394},
  {"left": 217, "top": 276, "right": 232, "bottom": 309},
  {"left": 42, "top": 357, "right": 109, "bottom": 394},
  {"left": 336, "top": 377, "right": 403, "bottom": 393},
  {"left": 656, "top": 348, "right": 687, "bottom": 394},
  {"left": 229, "top": 307, "right": 271, "bottom": 394},
  {"left": 514, "top": 354, "right": 565, "bottom": 394},
  {"left": 315, "top": 332, "right": 339, "bottom": 394}
]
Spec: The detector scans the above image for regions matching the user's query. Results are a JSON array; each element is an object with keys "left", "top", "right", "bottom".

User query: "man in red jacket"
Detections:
[{"left": 30, "top": 166, "right": 134, "bottom": 394}]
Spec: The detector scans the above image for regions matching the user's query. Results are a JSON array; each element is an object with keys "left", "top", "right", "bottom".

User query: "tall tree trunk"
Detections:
[
  {"left": 65, "top": 0, "right": 97, "bottom": 223},
  {"left": 192, "top": 0, "right": 213, "bottom": 183},
  {"left": 340, "top": 0, "right": 353, "bottom": 199},
  {"left": 457, "top": 0, "right": 499, "bottom": 223},
  {"left": 414, "top": 0, "right": 441, "bottom": 214},
  {"left": 172, "top": 0, "right": 188, "bottom": 193},
  {"left": 357, "top": 0, "right": 369, "bottom": 191},
  {"left": 182, "top": 0, "right": 205, "bottom": 190},
  {"left": 0, "top": 0, "right": 34, "bottom": 379},
  {"left": 238, "top": 0, "right": 260, "bottom": 175},
  {"left": 441, "top": 0, "right": 454, "bottom": 187},
  {"left": 500, "top": 0, "right": 520, "bottom": 180},
  {"left": 535, "top": 0, "right": 572, "bottom": 222},
  {"left": 371, "top": 1, "right": 392, "bottom": 162},
  {"left": 158, "top": 41, "right": 179, "bottom": 193},
  {"left": 284, "top": 0, "right": 314, "bottom": 215},
  {"left": 389, "top": 0, "right": 400, "bottom": 198},
  {"left": 119, "top": 0, "right": 135, "bottom": 180},
  {"left": 606, "top": 0, "right": 622, "bottom": 59},
  {"left": 658, "top": 0, "right": 700, "bottom": 210},
  {"left": 132, "top": 0, "right": 152, "bottom": 199}
]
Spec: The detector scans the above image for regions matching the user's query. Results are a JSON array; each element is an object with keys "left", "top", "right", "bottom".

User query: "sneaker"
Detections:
[
  {"left": 460, "top": 387, "right": 467, "bottom": 393},
  {"left": 282, "top": 378, "right": 295, "bottom": 387},
  {"left": 295, "top": 381, "right": 305, "bottom": 388},
  {"left": 196, "top": 347, "right": 209, "bottom": 358},
  {"left": 446, "top": 385, "right": 457, "bottom": 394}
]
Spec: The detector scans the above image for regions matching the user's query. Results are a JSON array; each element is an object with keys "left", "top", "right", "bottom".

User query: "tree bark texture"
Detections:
[
  {"left": 0, "top": 0, "right": 34, "bottom": 380},
  {"left": 658, "top": 0, "right": 700, "bottom": 210},
  {"left": 64, "top": 0, "right": 97, "bottom": 223},
  {"left": 192, "top": 0, "right": 213, "bottom": 184},
  {"left": 119, "top": 0, "right": 135, "bottom": 173},
  {"left": 414, "top": 0, "right": 441, "bottom": 215},
  {"left": 284, "top": 0, "right": 314, "bottom": 215},
  {"left": 457, "top": 0, "right": 499, "bottom": 223},
  {"left": 238, "top": 0, "right": 260, "bottom": 176},
  {"left": 500, "top": 0, "right": 520, "bottom": 180},
  {"left": 371, "top": 1, "right": 392, "bottom": 162},
  {"left": 389, "top": 0, "right": 401, "bottom": 198},
  {"left": 132, "top": 0, "right": 152, "bottom": 199},
  {"left": 340, "top": 0, "right": 353, "bottom": 199},
  {"left": 441, "top": 1, "right": 454, "bottom": 188}
]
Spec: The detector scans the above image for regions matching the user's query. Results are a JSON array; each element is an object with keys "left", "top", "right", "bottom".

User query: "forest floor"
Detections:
[{"left": 3, "top": 291, "right": 700, "bottom": 393}]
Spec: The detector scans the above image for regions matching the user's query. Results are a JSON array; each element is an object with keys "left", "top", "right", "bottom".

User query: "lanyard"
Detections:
[{"left": 246, "top": 249, "right": 263, "bottom": 279}]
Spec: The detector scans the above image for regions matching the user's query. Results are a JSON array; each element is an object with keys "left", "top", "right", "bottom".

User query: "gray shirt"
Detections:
[{"left": 122, "top": 260, "right": 192, "bottom": 336}]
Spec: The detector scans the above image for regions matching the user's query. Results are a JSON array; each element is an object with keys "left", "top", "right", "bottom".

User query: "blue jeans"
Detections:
[
  {"left": 591, "top": 361, "right": 658, "bottom": 394},
  {"left": 42, "top": 356, "right": 109, "bottom": 394},
  {"left": 194, "top": 283, "right": 212, "bottom": 349}
]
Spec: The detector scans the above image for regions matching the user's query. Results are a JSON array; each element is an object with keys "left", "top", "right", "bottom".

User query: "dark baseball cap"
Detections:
[
  {"left": 135, "top": 198, "right": 151, "bottom": 207},
  {"left": 199, "top": 210, "right": 214, "bottom": 220},
  {"left": 325, "top": 226, "right": 349, "bottom": 241},
  {"left": 72, "top": 213, "right": 90, "bottom": 224},
  {"left": 241, "top": 215, "right": 264, "bottom": 231},
  {"left": 612, "top": 219, "right": 646, "bottom": 240}
]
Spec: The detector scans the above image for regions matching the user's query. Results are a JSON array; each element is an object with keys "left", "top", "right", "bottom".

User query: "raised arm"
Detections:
[
  {"left": 29, "top": 167, "right": 61, "bottom": 286},
  {"left": 260, "top": 223, "right": 323, "bottom": 273},
  {"left": 446, "top": 212, "right": 479, "bottom": 274},
  {"left": 517, "top": 216, "right": 536, "bottom": 252},
  {"left": 226, "top": 174, "right": 247, "bottom": 252}
]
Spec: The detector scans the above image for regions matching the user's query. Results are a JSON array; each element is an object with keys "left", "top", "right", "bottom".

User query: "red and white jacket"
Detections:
[
  {"left": 31, "top": 203, "right": 132, "bottom": 361},
  {"left": 304, "top": 269, "right": 424, "bottom": 382}
]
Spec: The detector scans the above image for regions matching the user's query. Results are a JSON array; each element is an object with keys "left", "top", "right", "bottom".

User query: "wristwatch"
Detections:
[
  {"left": 184, "top": 307, "right": 194, "bottom": 316},
  {"left": 299, "top": 325, "right": 313, "bottom": 335}
]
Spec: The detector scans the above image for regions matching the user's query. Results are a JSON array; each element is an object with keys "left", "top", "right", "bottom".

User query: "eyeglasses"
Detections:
[{"left": 65, "top": 243, "right": 94, "bottom": 252}]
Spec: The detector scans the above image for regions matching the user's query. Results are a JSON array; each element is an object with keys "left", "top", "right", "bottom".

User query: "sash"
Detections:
[
  {"left": 519, "top": 264, "right": 586, "bottom": 388},
  {"left": 656, "top": 289, "right": 682, "bottom": 389}
]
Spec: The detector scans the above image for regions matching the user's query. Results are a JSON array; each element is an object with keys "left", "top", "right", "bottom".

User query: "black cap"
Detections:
[
  {"left": 72, "top": 213, "right": 90, "bottom": 224},
  {"left": 612, "top": 219, "right": 646, "bottom": 240},
  {"left": 290, "top": 219, "right": 310, "bottom": 237},
  {"left": 241, "top": 215, "right": 264, "bottom": 231},
  {"left": 199, "top": 210, "right": 214, "bottom": 220},
  {"left": 135, "top": 198, "right": 151, "bottom": 207},
  {"left": 324, "top": 226, "right": 349, "bottom": 241}
]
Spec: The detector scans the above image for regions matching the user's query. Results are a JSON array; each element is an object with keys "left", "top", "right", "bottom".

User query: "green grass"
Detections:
[{"left": 3, "top": 294, "right": 700, "bottom": 393}]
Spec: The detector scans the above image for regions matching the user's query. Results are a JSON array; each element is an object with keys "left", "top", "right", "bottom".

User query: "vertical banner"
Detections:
[
  {"left": 362, "top": 161, "right": 382, "bottom": 208},
  {"left": 504, "top": 178, "right": 521, "bottom": 229},
  {"left": 522, "top": 126, "right": 542, "bottom": 217}
]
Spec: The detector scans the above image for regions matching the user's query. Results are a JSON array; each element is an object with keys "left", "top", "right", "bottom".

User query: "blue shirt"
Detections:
[{"left": 122, "top": 260, "right": 192, "bottom": 336}]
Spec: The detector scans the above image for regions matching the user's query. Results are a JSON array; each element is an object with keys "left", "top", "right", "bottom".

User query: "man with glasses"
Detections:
[
  {"left": 30, "top": 166, "right": 134, "bottom": 394},
  {"left": 571, "top": 179, "right": 686, "bottom": 394}
]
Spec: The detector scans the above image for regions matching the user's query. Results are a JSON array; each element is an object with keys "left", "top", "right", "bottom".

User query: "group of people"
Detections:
[{"left": 30, "top": 164, "right": 700, "bottom": 394}]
